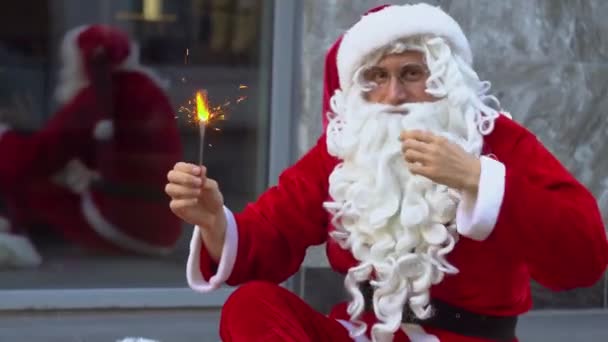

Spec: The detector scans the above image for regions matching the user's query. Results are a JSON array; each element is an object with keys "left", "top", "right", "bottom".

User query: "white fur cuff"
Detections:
[
  {"left": 456, "top": 156, "right": 506, "bottom": 241},
  {"left": 187, "top": 206, "right": 238, "bottom": 292}
]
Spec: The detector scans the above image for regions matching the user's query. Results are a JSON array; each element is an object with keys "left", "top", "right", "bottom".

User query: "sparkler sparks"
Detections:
[
  {"left": 176, "top": 84, "right": 249, "bottom": 165},
  {"left": 178, "top": 85, "right": 248, "bottom": 127}
]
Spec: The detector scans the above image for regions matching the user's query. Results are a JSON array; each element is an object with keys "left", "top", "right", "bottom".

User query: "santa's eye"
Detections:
[
  {"left": 400, "top": 64, "right": 427, "bottom": 82},
  {"left": 364, "top": 67, "right": 389, "bottom": 84}
]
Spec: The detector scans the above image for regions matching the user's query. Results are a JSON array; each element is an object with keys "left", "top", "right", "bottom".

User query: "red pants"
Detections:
[
  {"left": 220, "top": 281, "right": 355, "bottom": 341},
  {"left": 219, "top": 281, "right": 506, "bottom": 342}
]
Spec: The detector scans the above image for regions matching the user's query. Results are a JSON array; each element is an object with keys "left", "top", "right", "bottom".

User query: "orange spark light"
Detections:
[
  {"left": 196, "top": 91, "right": 211, "bottom": 123},
  {"left": 178, "top": 86, "right": 248, "bottom": 127}
]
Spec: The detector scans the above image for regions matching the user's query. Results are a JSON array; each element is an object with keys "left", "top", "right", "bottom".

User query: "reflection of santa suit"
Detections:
[
  {"left": 186, "top": 6, "right": 608, "bottom": 342},
  {"left": 0, "top": 25, "right": 182, "bottom": 267}
]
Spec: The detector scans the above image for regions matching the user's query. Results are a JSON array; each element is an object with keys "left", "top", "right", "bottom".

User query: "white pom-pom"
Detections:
[{"left": 94, "top": 119, "right": 114, "bottom": 140}]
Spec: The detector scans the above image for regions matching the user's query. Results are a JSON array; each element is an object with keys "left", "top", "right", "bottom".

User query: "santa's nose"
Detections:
[{"left": 384, "top": 78, "right": 409, "bottom": 106}]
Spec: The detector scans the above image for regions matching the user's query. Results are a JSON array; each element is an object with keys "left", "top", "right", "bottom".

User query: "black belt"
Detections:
[{"left": 360, "top": 282, "right": 518, "bottom": 341}]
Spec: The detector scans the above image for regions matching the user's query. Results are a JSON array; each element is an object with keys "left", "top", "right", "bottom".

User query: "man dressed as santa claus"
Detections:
[
  {"left": 166, "top": 3, "right": 608, "bottom": 342},
  {"left": 0, "top": 25, "right": 183, "bottom": 267}
]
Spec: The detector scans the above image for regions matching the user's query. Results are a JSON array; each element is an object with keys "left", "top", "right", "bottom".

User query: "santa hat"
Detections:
[
  {"left": 321, "top": 5, "right": 387, "bottom": 129},
  {"left": 56, "top": 25, "right": 167, "bottom": 141},
  {"left": 336, "top": 3, "right": 472, "bottom": 95},
  {"left": 64, "top": 25, "right": 131, "bottom": 81},
  {"left": 55, "top": 24, "right": 163, "bottom": 104}
]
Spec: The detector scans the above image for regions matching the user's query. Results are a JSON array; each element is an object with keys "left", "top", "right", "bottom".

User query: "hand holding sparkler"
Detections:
[
  {"left": 166, "top": 162, "right": 227, "bottom": 262},
  {"left": 169, "top": 83, "right": 249, "bottom": 262}
]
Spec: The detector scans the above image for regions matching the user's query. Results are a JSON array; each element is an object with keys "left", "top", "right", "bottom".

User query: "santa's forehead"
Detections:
[{"left": 370, "top": 51, "right": 427, "bottom": 68}]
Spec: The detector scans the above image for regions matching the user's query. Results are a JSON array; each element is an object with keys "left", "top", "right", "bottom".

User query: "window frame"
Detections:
[{"left": 0, "top": 0, "right": 301, "bottom": 311}]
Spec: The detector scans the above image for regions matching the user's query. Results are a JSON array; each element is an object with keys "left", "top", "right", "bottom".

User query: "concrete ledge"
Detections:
[
  {"left": 0, "top": 308, "right": 606, "bottom": 342},
  {"left": 0, "top": 309, "right": 221, "bottom": 342},
  {"left": 0, "top": 287, "right": 233, "bottom": 311},
  {"left": 518, "top": 309, "right": 608, "bottom": 341}
]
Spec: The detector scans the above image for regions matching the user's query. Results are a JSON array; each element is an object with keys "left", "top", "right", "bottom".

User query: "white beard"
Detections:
[{"left": 324, "top": 89, "right": 482, "bottom": 341}]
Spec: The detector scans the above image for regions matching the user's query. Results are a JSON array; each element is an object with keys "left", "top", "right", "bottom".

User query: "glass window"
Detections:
[{"left": 0, "top": 0, "right": 273, "bottom": 290}]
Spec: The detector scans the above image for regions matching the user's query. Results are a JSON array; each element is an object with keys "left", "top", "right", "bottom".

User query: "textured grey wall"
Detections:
[{"left": 296, "top": 0, "right": 608, "bottom": 266}]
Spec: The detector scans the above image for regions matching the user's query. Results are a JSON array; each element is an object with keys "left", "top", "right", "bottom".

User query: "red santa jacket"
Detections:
[
  {"left": 189, "top": 113, "right": 608, "bottom": 304},
  {"left": 187, "top": 7, "right": 608, "bottom": 341},
  {"left": 187, "top": 12, "right": 608, "bottom": 339},
  {"left": 186, "top": 113, "right": 608, "bottom": 342},
  {"left": 187, "top": 116, "right": 608, "bottom": 342}
]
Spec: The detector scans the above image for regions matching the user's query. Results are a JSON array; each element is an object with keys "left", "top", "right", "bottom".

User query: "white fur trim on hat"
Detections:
[
  {"left": 55, "top": 26, "right": 166, "bottom": 104},
  {"left": 337, "top": 3, "right": 472, "bottom": 93},
  {"left": 55, "top": 26, "right": 88, "bottom": 104}
]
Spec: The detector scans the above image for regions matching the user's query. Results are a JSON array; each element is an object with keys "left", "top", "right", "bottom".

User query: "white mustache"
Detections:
[
  {"left": 383, "top": 108, "right": 408, "bottom": 115},
  {"left": 373, "top": 101, "right": 439, "bottom": 116}
]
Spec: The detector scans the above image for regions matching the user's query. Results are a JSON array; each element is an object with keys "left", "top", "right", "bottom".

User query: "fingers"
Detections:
[
  {"left": 403, "top": 149, "right": 429, "bottom": 164},
  {"left": 167, "top": 164, "right": 206, "bottom": 188},
  {"left": 165, "top": 162, "right": 221, "bottom": 200},
  {"left": 401, "top": 132, "right": 433, "bottom": 166},
  {"left": 202, "top": 178, "right": 218, "bottom": 192},
  {"left": 401, "top": 135, "right": 433, "bottom": 176},
  {"left": 401, "top": 138, "right": 431, "bottom": 154},
  {"left": 169, "top": 198, "right": 198, "bottom": 212},
  {"left": 167, "top": 170, "right": 202, "bottom": 188},
  {"left": 174, "top": 162, "right": 203, "bottom": 176},
  {"left": 165, "top": 183, "right": 201, "bottom": 199},
  {"left": 399, "top": 130, "right": 436, "bottom": 143},
  {"left": 408, "top": 162, "right": 432, "bottom": 177}
]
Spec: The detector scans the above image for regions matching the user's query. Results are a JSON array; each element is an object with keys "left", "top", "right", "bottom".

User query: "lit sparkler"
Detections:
[
  {"left": 177, "top": 84, "right": 249, "bottom": 165},
  {"left": 195, "top": 90, "right": 210, "bottom": 165}
]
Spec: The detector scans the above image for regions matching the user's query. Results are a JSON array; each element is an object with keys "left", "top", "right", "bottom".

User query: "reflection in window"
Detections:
[
  {"left": 0, "top": 0, "right": 273, "bottom": 290},
  {"left": 0, "top": 2, "right": 50, "bottom": 132}
]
